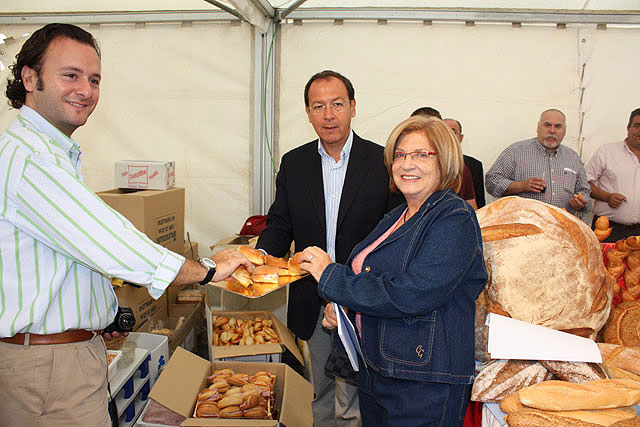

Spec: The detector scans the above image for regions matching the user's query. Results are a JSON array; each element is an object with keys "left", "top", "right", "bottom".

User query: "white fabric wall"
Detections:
[
  {"left": 0, "top": 22, "right": 253, "bottom": 250},
  {"left": 277, "top": 21, "right": 640, "bottom": 206},
  {"left": 1, "top": 19, "right": 639, "bottom": 250}
]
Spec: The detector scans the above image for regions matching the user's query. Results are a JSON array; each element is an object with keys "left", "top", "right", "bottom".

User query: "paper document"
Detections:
[
  {"left": 486, "top": 313, "right": 602, "bottom": 363},
  {"left": 334, "top": 303, "right": 363, "bottom": 371}
]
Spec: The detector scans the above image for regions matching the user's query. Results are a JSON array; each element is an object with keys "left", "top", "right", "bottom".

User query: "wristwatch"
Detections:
[{"left": 198, "top": 257, "right": 217, "bottom": 286}]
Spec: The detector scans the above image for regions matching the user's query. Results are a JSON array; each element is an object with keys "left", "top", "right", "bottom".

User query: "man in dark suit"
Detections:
[
  {"left": 256, "top": 70, "right": 396, "bottom": 426},
  {"left": 444, "top": 118, "right": 486, "bottom": 208}
]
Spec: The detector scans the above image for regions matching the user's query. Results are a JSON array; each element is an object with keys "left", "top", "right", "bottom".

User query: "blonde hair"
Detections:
[{"left": 384, "top": 116, "right": 463, "bottom": 194}]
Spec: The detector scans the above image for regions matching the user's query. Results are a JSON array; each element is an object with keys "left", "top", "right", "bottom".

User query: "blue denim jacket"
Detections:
[{"left": 317, "top": 189, "right": 487, "bottom": 385}]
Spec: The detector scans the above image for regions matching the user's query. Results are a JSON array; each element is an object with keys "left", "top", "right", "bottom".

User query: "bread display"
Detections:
[
  {"left": 211, "top": 314, "right": 279, "bottom": 346},
  {"left": 474, "top": 197, "right": 613, "bottom": 360},
  {"left": 604, "top": 236, "right": 640, "bottom": 300},
  {"left": 517, "top": 379, "right": 640, "bottom": 411},
  {"left": 471, "top": 359, "right": 553, "bottom": 402},
  {"left": 213, "top": 246, "right": 309, "bottom": 298},
  {"left": 602, "top": 301, "right": 640, "bottom": 347},
  {"left": 195, "top": 368, "right": 276, "bottom": 419}
]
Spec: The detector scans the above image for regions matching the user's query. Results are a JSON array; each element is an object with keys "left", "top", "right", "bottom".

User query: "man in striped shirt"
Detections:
[
  {"left": 0, "top": 24, "right": 251, "bottom": 427},
  {"left": 485, "top": 109, "right": 591, "bottom": 216}
]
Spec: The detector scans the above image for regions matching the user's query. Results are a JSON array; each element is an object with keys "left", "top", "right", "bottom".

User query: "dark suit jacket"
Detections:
[
  {"left": 256, "top": 133, "right": 397, "bottom": 340},
  {"left": 464, "top": 154, "right": 485, "bottom": 208}
]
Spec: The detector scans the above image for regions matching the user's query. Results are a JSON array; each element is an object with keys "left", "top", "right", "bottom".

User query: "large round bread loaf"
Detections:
[{"left": 475, "top": 197, "right": 613, "bottom": 356}]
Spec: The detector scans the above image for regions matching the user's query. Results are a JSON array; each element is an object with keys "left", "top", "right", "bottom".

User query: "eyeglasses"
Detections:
[
  {"left": 393, "top": 150, "right": 438, "bottom": 162},
  {"left": 308, "top": 101, "right": 348, "bottom": 116}
]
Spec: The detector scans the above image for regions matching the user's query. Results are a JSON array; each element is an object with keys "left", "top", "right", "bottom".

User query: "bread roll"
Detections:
[
  {"left": 231, "top": 266, "right": 252, "bottom": 287},
  {"left": 237, "top": 246, "right": 265, "bottom": 265},
  {"left": 595, "top": 216, "right": 613, "bottom": 242},
  {"left": 499, "top": 392, "right": 525, "bottom": 413},
  {"left": 471, "top": 359, "right": 552, "bottom": 402},
  {"left": 264, "top": 254, "right": 288, "bottom": 269},
  {"left": 251, "top": 265, "right": 278, "bottom": 284},
  {"left": 287, "top": 252, "right": 306, "bottom": 276},
  {"left": 599, "top": 343, "right": 640, "bottom": 380},
  {"left": 518, "top": 379, "right": 640, "bottom": 411}
]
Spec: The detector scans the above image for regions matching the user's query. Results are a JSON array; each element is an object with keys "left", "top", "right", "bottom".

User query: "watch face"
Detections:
[{"left": 200, "top": 258, "right": 216, "bottom": 269}]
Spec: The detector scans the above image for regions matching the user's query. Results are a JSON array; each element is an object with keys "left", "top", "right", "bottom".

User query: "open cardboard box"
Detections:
[
  {"left": 149, "top": 347, "right": 313, "bottom": 426},
  {"left": 206, "top": 309, "right": 303, "bottom": 366}
]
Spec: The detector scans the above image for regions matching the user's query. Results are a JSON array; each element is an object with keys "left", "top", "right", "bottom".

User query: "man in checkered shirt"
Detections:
[{"left": 485, "top": 109, "right": 590, "bottom": 216}]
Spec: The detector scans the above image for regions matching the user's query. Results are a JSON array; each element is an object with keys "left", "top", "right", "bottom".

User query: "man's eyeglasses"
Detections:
[
  {"left": 309, "top": 102, "right": 348, "bottom": 116},
  {"left": 393, "top": 150, "right": 438, "bottom": 162}
]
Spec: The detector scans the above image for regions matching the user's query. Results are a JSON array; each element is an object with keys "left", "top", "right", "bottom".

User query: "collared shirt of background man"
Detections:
[
  {"left": 586, "top": 108, "right": 640, "bottom": 242},
  {"left": 0, "top": 23, "right": 249, "bottom": 427},
  {"left": 485, "top": 109, "right": 591, "bottom": 216}
]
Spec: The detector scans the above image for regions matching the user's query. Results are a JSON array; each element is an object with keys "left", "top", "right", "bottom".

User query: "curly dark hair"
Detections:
[{"left": 6, "top": 23, "right": 100, "bottom": 109}]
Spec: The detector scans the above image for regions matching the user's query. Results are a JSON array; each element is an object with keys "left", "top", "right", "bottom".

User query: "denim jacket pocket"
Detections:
[{"left": 379, "top": 312, "right": 436, "bottom": 366}]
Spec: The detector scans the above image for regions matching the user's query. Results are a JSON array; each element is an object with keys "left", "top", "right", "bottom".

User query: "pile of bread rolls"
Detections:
[
  {"left": 195, "top": 368, "right": 276, "bottom": 419},
  {"left": 604, "top": 236, "right": 640, "bottom": 300},
  {"left": 211, "top": 314, "right": 279, "bottom": 346},
  {"left": 219, "top": 246, "right": 307, "bottom": 297}
]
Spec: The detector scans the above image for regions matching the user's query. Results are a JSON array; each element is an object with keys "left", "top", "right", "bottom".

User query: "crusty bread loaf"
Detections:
[
  {"left": 598, "top": 343, "right": 640, "bottom": 380},
  {"left": 603, "top": 301, "right": 640, "bottom": 347},
  {"left": 506, "top": 410, "right": 601, "bottom": 427},
  {"left": 518, "top": 379, "right": 640, "bottom": 411},
  {"left": 506, "top": 408, "right": 638, "bottom": 427},
  {"left": 539, "top": 360, "right": 607, "bottom": 383},
  {"left": 475, "top": 197, "right": 613, "bottom": 362},
  {"left": 471, "top": 359, "right": 552, "bottom": 402},
  {"left": 611, "top": 416, "right": 640, "bottom": 426},
  {"left": 499, "top": 392, "right": 526, "bottom": 413}
]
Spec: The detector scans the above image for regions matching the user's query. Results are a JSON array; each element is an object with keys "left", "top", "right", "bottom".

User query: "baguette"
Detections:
[{"left": 518, "top": 379, "right": 640, "bottom": 411}]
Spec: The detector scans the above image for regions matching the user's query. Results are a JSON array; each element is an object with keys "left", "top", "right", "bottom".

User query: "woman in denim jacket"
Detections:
[{"left": 301, "top": 116, "right": 488, "bottom": 426}]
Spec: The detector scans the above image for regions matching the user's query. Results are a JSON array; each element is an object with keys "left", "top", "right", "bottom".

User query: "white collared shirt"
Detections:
[
  {"left": 0, "top": 106, "right": 184, "bottom": 336},
  {"left": 318, "top": 130, "right": 353, "bottom": 261},
  {"left": 586, "top": 140, "right": 640, "bottom": 224}
]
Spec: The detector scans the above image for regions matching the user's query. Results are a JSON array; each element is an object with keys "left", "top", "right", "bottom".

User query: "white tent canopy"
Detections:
[{"left": 1, "top": 2, "right": 639, "bottom": 249}]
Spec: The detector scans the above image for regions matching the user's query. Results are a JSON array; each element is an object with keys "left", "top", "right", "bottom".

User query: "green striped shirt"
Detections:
[{"left": 0, "top": 106, "right": 185, "bottom": 337}]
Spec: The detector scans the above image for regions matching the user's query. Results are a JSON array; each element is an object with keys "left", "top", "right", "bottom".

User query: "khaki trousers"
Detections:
[{"left": 0, "top": 334, "right": 110, "bottom": 427}]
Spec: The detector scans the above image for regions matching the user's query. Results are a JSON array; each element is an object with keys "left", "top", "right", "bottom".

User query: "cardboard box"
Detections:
[
  {"left": 206, "top": 309, "right": 303, "bottom": 366},
  {"left": 115, "top": 160, "right": 175, "bottom": 190},
  {"left": 114, "top": 284, "right": 168, "bottom": 332},
  {"left": 98, "top": 187, "right": 185, "bottom": 253},
  {"left": 167, "top": 304, "right": 199, "bottom": 355},
  {"left": 149, "top": 347, "right": 314, "bottom": 426}
]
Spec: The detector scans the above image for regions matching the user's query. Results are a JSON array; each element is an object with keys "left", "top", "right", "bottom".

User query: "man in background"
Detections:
[
  {"left": 586, "top": 108, "right": 640, "bottom": 242},
  {"left": 0, "top": 23, "right": 249, "bottom": 427},
  {"left": 485, "top": 109, "right": 590, "bottom": 216},
  {"left": 257, "top": 70, "right": 398, "bottom": 426},
  {"left": 411, "top": 107, "right": 477, "bottom": 208},
  {"left": 444, "top": 118, "right": 486, "bottom": 208}
]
